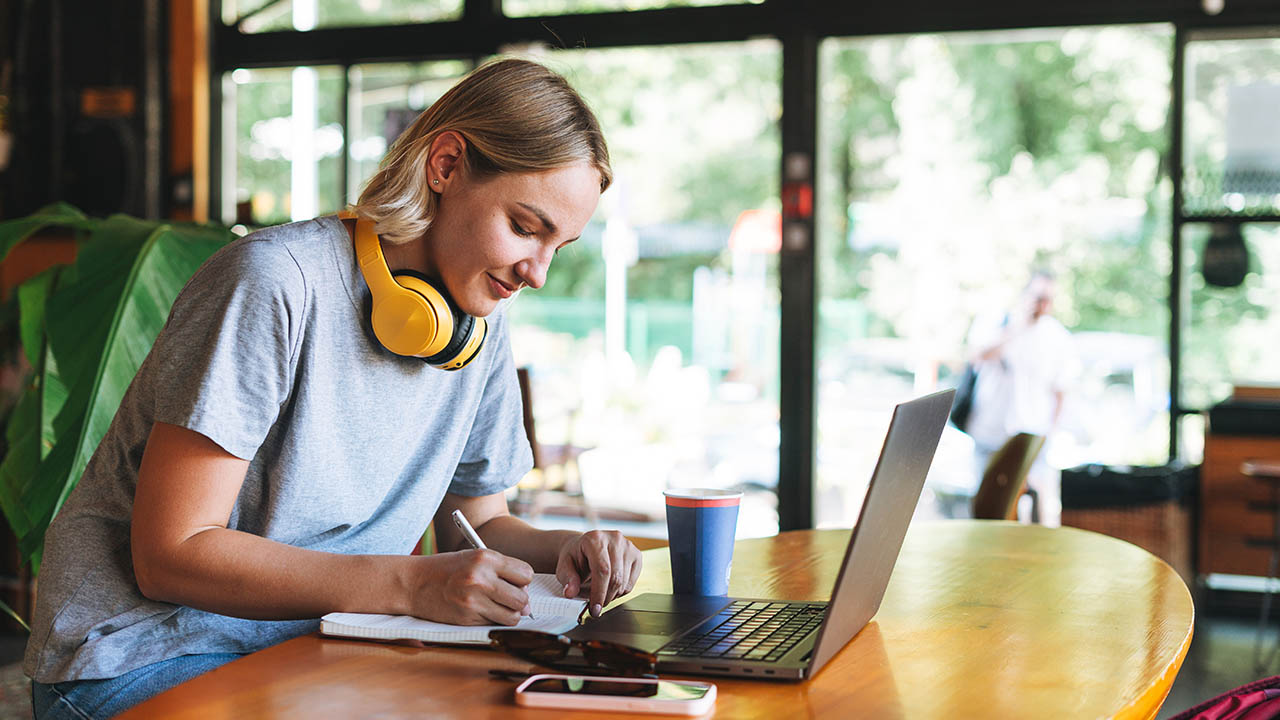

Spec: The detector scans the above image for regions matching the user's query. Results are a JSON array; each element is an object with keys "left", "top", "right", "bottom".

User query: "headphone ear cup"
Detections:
[
  {"left": 370, "top": 272, "right": 453, "bottom": 358},
  {"left": 427, "top": 306, "right": 488, "bottom": 371},
  {"left": 390, "top": 272, "right": 486, "bottom": 369}
]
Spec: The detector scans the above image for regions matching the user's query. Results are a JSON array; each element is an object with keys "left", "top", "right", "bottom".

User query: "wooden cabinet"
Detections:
[{"left": 1200, "top": 433, "right": 1280, "bottom": 577}]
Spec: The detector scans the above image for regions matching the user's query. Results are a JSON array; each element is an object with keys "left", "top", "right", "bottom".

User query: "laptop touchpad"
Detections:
[
  {"left": 568, "top": 608, "right": 710, "bottom": 652},
  {"left": 587, "top": 608, "right": 707, "bottom": 637}
]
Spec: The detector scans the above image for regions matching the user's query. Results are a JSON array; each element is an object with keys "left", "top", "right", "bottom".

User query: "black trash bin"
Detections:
[{"left": 1060, "top": 463, "right": 1198, "bottom": 584}]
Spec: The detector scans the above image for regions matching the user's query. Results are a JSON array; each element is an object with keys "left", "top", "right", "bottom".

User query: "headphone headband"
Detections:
[{"left": 350, "top": 214, "right": 404, "bottom": 300}]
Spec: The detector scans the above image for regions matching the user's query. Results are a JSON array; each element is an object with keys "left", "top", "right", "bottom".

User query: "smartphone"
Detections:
[{"left": 514, "top": 673, "right": 716, "bottom": 715}]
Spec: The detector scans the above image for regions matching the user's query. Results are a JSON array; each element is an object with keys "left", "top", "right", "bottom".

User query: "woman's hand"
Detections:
[
  {"left": 409, "top": 549, "right": 535, "bottom": 626},
  {"left": 554, "top": 530, "right": 643, "bottom": 617}
]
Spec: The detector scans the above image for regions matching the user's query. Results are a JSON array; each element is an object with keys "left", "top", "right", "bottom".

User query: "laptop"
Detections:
[{"left": 566, "top": 388, "right": 955, "bottom": 681}]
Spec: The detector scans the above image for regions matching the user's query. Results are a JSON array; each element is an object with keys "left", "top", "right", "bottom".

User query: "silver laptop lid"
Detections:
[{"left": 806, "top": 388, "right": 954, "bottom": 677}]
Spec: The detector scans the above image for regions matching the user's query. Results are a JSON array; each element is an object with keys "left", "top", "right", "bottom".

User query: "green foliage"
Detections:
[
  {"left": 818, "top": 28, "right": 1173, "bottom": 344},
  {"left": 533, "top": 43, "right": 781, "bottom": 306},
  {"left": 1182, "top": 39, "right": 1280, "bottom": 215},
  {"left": 539, "top": 241, "right": 606, "bottom": 299},
  {"left": 1180, "top": 224, "right": 1280, "bottom": 408},
  {"left": 0, "top": 206, "right": 233, "bottom": 571},
  {"left": 231, "top": 68, "right": 346, "bottom": 225}
]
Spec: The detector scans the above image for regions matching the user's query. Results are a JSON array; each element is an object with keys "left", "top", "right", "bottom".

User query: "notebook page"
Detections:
[
  {"left": 320, "top": 611, "right": 580, "bottom": 644},
  {"left": 319, "top": 573, "right": 586, "bottom": 645},
  {"left": 526, "top": 574, "right": 589, "bottom": 618}
]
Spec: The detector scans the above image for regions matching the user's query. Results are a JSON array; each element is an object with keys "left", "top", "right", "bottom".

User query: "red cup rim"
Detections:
[{"left": 663, "top": 488, "right": 742, "bottom": 507}]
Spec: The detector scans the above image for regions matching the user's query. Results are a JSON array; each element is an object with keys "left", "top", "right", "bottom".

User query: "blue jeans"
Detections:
[{"left": 31, "top": 652, "right": 242, "bottom": 719}]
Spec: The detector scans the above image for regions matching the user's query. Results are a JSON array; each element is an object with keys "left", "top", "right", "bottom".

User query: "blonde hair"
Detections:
[{"left": 353, "top": 58, "right": 612, "bottom": 245}]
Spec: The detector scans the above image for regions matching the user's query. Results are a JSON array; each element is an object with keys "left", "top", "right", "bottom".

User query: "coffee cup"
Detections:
[{"left": 663, "top": 488, "right": 742, "bottom": 596}]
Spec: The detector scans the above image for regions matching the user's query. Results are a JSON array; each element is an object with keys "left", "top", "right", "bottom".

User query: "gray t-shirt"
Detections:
[{"left": 24, "top": 216, "right": 532, "bottom": 682}]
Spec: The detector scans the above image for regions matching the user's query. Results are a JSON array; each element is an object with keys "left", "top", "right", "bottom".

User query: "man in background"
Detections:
[{"left": 964, "top": 270, "right": 1079, "bottom": 527}]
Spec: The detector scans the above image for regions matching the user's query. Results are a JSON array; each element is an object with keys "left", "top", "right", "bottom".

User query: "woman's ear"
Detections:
[{"left": 427, "top": 131, "right": 467, "bottom": 193}]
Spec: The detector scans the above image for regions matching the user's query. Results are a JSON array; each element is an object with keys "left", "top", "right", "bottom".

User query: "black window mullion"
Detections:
[
  {"left": 209, "top": 0, "right": 223, "bottom": 223},
  {"left": 778, "top": 31, "right": 818, "bottom": 532}
]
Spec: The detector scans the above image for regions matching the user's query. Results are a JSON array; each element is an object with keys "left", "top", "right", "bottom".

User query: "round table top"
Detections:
[
  {"left": 637, "top": 521, "right": 1195, "bottom": 720},
  {"left": 120, "top": 520, "right": 1195, "bottom": 720}
]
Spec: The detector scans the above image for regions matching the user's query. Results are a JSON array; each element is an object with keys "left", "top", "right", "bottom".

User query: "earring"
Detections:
[{"left": 433, "top": 179, "right": 440, "bottom": 186}]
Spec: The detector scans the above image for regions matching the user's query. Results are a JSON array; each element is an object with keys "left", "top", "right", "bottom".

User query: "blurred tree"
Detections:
[
  {"left": 230, "top": 67, "right": 344, "bottom": 227},
  {"left": 539, "top": 42, "right": 781, "bottom": 303},
  {"left": 818, "top": 27, "right": 1174, "bottom": 356}
]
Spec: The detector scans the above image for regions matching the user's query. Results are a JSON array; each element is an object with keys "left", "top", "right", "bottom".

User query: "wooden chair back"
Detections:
[
  {"left": 971, "top": 433, "right": 1046, "bottom": 521},
  {"left": 516, "top": 366, "right": 545, "bottom": 469}
]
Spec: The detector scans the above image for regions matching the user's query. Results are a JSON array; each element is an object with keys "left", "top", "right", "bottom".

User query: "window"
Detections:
[
  {"left": 1176, "top": 30, "right": 1280, "bottom": 461},
  {"left": 221, "top": 65, "right": 345, "bottom": 227},
  {"left": 346, "top": 61, "right": 473, "bottom": 204},
  {"left": 1180, "top": 222, "right": 1280, "bottom": 408},
  {"left": 1182, "top": 32, "right": 1280, "bottom": 218},
  {"left": 816, "top": 25, "right": 1173, "bottom": 526},
  {"left": 508, "top": 42, "right": 782, "bottom": 536},
  {"left": 223, "top": 0, "right": 462, "bottom": 33}
]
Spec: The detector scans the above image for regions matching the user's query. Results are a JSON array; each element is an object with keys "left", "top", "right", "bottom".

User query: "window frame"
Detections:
[{"left": 210, "top": 0, "right": 1280, "bottom": 529}]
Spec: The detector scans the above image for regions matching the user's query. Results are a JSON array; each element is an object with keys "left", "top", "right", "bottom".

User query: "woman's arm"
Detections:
[{"left": 131, "top": 421, "right": 534, "bottom": 625}]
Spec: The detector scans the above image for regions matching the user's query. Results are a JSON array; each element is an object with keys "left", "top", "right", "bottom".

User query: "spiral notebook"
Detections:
[{"left": 319, "top": 574, "right": 587, "bottom": 645}]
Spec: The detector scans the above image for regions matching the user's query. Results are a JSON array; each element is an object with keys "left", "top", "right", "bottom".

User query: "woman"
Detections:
[{"left": 25, "top": 58, "right": 642, "bottom": 718}]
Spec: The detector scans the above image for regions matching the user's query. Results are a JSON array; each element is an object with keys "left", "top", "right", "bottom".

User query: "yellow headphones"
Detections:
[{"left": 343, "top": 211, "right": 487, "bottom": 370}]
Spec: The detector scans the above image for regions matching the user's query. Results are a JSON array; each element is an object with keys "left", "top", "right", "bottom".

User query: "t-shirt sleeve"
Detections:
[
  {"left": 149, "top": 238, "right": 306, "bottom": 460},
  {"left": 447, "top": 312, "right": 534, "bottom": 497}
]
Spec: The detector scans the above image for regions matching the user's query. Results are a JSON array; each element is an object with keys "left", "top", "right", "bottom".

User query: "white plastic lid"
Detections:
[{"left": 662, "top": 488, "right": 744, "bottom": 500}]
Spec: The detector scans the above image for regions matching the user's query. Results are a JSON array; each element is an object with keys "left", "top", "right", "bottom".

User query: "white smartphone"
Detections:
[{"left": 514, "top": 673, "right": 717, "bottom": 715}]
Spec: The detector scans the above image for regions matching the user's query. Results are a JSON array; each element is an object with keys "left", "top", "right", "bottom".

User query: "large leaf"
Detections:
[
  {"left": 7, "top": 217, "right": 232, "bottom": 568},
  {"left": 16, "top": 269, "right": 58, "bottom": 370},
  {"left": 15, "top": 269, "right": 70, "bottom": 463},
  {"left": 0, "top": 203, "right": 91, "bottom": 263},
  {"left": 0, "top": 206, "right": 88, "bottom": 547},
  {"left": 0, "top": 382, "right": 44, "bottom": 545},
  {"left": 39, "top": 348, "right": 67, "bottom": 463},
  {"left": 0, "top": 268, "right": 65, "bottom": 560}
]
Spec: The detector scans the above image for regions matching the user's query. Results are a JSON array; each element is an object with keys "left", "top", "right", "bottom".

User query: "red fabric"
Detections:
[{"left": 1170, "top": 676, "right": 1280, "bottom": 720}]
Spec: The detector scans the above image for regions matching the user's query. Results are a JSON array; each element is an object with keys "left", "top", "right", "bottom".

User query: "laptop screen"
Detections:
[{"left": 806, "top": 388, "right": 954, "bottom": 676}]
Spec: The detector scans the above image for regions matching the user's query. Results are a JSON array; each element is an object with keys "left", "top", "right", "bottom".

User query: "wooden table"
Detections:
[{"left": 119, "top": 521, "right": 1194, "bottom": 719}]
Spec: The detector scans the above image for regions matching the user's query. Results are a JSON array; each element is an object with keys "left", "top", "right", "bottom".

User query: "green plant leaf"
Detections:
[
  {"left": 40, "top": 348, "right": 68, "bottom": 463},
  {"left": 0, "top": 202, "right": 91, "bottom": 263},
  {"left": 0, "top": 383, "right": 43, "bottom": 543},
  {"left": 7, "top": 216, "right": 232, "bottom": 568},
  {"left": 0, "top": 272, "right": 65, "bottom": 566},
  {"left": 16, "top": 268, "right": 59, "bottom": 377}
]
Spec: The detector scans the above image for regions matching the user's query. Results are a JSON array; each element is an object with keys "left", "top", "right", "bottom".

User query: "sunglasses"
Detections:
[{"left": 488, "top": 629, "right": 658, "bottom": 678}]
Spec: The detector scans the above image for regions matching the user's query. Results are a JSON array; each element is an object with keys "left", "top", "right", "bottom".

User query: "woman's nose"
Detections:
[{"left": 517, "top": 248, "right": 553, "bottom": 290}]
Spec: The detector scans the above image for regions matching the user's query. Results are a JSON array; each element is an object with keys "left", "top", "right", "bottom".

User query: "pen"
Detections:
[{"left": 451, "top": 509, "right": 534, "bottom": 620}]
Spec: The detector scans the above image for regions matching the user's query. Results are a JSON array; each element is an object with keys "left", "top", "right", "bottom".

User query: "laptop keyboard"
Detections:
[{"left": 657, "top": 600, "right": 828, "bottom": 663}]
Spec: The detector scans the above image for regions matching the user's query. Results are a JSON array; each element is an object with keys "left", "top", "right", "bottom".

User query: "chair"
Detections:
[
  {"left": 513, "top": 366, "right": 599, "bottom": 525},
  {"left": 971, "top": 433, "right": 1045, "bottom": 521}
]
